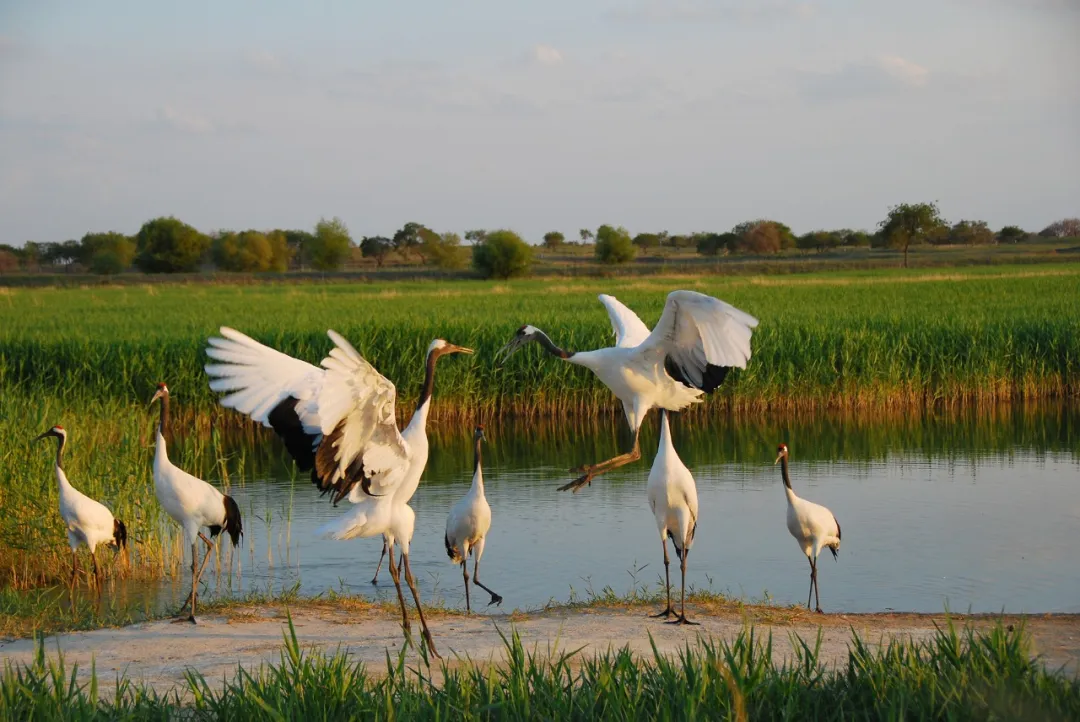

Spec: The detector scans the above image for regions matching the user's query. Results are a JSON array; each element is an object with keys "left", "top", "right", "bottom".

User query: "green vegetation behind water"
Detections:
[
  {"left": 2, "top": 265, "right": 1078, "bottom": 418},
  {"left": 2, "top": 617, "right": 1077, "bottom": 721}
]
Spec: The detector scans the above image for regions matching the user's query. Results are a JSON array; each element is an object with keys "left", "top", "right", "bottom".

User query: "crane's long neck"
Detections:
[
  {"left": 659, "top": 411, "right": 673, "bottom": 453},
  {"left": 470, "top": 437, "right": 484, "bottom": 494},
  {"left": 411, "top": 350, "right": 440, "bottom": 429},
  {"left": 158, "top": 394, "right": 170, "bottom": 440},
  {"left": 534, "top": 330, "right": 573, "bottom": 360},
  {"left": 53, "top": 434, "right": 66, "bottom": 471},
  {"left": 779, "top": 455, "right": 797, "bottom": 502}
]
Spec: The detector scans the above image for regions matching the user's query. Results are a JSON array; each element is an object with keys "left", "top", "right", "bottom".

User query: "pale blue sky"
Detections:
[{"left": 1, "top": 0, "right": 1077, "bottom": 243}]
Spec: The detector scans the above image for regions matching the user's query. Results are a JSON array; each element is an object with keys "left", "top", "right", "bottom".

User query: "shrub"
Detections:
[
  {"left": 595, "top": 225, "right": 636, "bottom": 264},
  {"left": 472, "top": 230, "right": 532, "bottom": 279},
  {"left": 307, "top": 217, "right": 353, "bottom": 271},
  {"left": 134, "top": 217, "right": 210, "bottom": 273},
  {"left": 0, "top": 250, "right": 18, "bottom": 273},
  {"left": 80, "top": 232, "right": 136, "bottom": 274}
]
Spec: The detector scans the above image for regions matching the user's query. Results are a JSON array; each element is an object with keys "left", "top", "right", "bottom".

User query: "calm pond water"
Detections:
[{"left": 148, "top": 404, "right": 1080, "bottom": 616}]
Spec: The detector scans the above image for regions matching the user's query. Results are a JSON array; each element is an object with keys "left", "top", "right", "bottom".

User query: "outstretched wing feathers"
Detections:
[
  {"left": 598, "top": 294, "right": 652, "bottom": 348},
  {"left": 204, "top": 327, "right": 410, "bottom": 503},
  {"left": 640, "top": 291, "right": 758, "bottom": 392}
]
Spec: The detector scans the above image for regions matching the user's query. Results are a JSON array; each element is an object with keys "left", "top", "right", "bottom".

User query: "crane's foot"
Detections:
[
  {"left": 487, "top": 593, "right": 503, "bottom": 607},
  {"left": 569, "top": 462, "right": 594, "bottom": 474},
  {"left": 422, "top": 631, "right": 441, "bottom": 661},
  {"left": 177, "top": 592, "right": 194, "bottom": 615},
  {"left": 665, "top": 615, "right": 699, "bottom": 626},
  {"left": 815, "top": 607, "right": 824, "bottom": 614},
  {"left": 171, "top": 615, "right": 197, "bottom": 625},
  {"left": 370, "top": 577, "right": 379, "bottom": 586},
  {"left": 557, "top": 473, "right": 592, "bottom": 493},
  {"left": 650, "top": 606, "right": 677, "bottom": 619}
]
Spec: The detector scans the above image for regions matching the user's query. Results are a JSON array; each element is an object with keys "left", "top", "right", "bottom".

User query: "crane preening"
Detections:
[
  {"left": 646, "top": 412, "right": 698, "bottom": 625},
  {"left": 34, "top": 425, "right": 129, "bottom": 587},
  {"left": 775, "top": 444, "right": 841, "bottom": 613},
  {"left": 150, "top": 384, "right": 243, "bottom": 623},
  {"left": 444, "top": 424, "right": 502, "bottom": 613},
  {"left": 498, "top": 290, "right": 758, "bottom": 493},
  {"left": 203, "top": 327, "right": 474, "bottom": 658}
]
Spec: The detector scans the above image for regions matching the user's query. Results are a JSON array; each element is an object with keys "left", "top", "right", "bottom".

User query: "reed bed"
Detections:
[
  {"left": 1, "top": 266, "right": 1078, "bottom": 421},
  {"left": 2, "top": 616, "right": 1077, "bottom": 720}
]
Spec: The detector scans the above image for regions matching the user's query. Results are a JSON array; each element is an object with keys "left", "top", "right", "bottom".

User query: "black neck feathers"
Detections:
[
  {"left": 536, "top": 330, "right": 572, "bottom": 360},
  {"left": 54, "top": 434, "right": 65, "bottom": 470},
  {"left": 158, "top": 393, "right": 170, "bottom": 440},
  {"left": 473, "top": 434, "right": 483, "bottom": 474},
  {"left": 417, "top": 349, "right": 440, "bottom": 411},
  {"left": 780, "top": 455, "right": 792, "bottom": 490}
]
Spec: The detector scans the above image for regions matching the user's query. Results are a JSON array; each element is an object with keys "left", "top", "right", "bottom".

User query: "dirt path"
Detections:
[{"left": 2, "top": 604, "right": 1077, "bottom": 694}]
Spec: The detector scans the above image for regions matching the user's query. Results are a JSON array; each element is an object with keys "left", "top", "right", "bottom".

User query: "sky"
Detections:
[{"left": 1, "top": 0, "right": 1077, "bottom": 244}]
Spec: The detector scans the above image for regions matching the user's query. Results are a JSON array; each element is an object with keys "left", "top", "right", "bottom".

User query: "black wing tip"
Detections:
[
  {"left": 444, "top": 533, "right": 460, "bottom": 562},
  {"left": 113, "top": 518, "right": 128, "bottom": 550},
  {"left": 828, "top": 545, "right": 839, "bottom": 560},
  {"left": 666, "top": 529, "right": 684, "bottom": 561},
  {"left": 664, "top": 358, "right": 733, "bottom": 394},
  {"left": 268, "top": 397, "right": 318, "bottom": 472},
  {"left": 222, "top": 494, "right": 244, "bottom": 547}
]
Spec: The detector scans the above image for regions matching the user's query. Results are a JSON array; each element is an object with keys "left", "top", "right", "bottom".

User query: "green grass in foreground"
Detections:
[
  {"left": 2, "top": 615, "right": 1077, "bottom": 721},
  {"left": 2, "top": 265, "right": 1079, "bottom": 418}
]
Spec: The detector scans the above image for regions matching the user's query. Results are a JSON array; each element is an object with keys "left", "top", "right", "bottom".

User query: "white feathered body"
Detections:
[
  {"left": 55, "top": 466, "right": 117, "bottom": 553},
  {"left": 445, "top": 464, "right": 491, "bottom": 565},
  {"left": 153, "top": 433, "right": 227, "bottom": 543},
  {"left": 646, "top": 414, "right": 698, "bottom": 552},
  {"left": 786, "top": 487, "right": 841, "bottom": 559}
]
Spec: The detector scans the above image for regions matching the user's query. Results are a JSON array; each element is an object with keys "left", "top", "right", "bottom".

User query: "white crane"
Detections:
[
  {"left": 498, "top": 290, "right": 758, "bottom": 492},
  {"left": 34, "top": 425, "right": 129, "bottom": 587},
  {"left": 646, "top": 412, "right": 699, "bottom": 625},
  {"left": 444, "top": 424, "right": 502, "bottom": 613},
  {"left": 150, "top": 383, "right": 244, "bottom": 623},
  {"left": 203, "top": 327, "right": 473, "bottom": 658},
  {"left": 774, "top": 443, "right": 841, "bottom": 614}
]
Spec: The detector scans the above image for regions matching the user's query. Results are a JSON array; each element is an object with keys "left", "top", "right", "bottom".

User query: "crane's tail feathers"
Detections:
[
  {"left": 667, "top": 530, "right": 684, "bottom": 561},
  {"left": 827, "top": 543, "right": 839, "bottom": 560},
  {"left": 113, "top": 519, "right": 128, "bottom": 550},
  {"left": 315, "top": 507, "right": 370, "bottom": 541},
  {"left": 445, "top": 533, "right": 464, "bottom": 564},
  {"left": 223, "top": 495, "right": 243, "bottom": 547}
]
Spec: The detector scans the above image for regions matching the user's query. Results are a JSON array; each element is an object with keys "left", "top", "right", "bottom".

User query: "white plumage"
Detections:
[
  {"left": 444, "top": 425, "right": 502, "bottom": 613},
  {"left": 499, "top": 290, "right": 758, "bottom": 492},
  {"left": 774, "top": 443, "right": 842, "bottom": 613},
  {"left": 203, "top": 328, "right": 472, "bottom": 658},
  {"left": 34, "top": 425, "right": 128, "bottom": 586},
  {"left": 646, "top": 412, "right": 699, "bottom": 625},
  {"left": 150, "top": 383, "right": 243, "bottom": 624}
]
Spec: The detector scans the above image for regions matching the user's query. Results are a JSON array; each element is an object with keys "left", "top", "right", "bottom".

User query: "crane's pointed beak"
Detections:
[
  {"left": 497, "top": 336, "right": 525, "bottom": 360},
  {"left": 33, "top": 430, "right": 50, "bottom": 442},
  {"left": 149, "top": 389, "right": 164, "bottom": 407},
  {"left": 448, "top": 344, "right": 474, "bottom": 356},
  {"left": 774, "top": 455, "right": 782, "bottom": 465}
]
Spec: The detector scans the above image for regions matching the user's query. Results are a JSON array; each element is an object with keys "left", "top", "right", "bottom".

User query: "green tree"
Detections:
[
  {"left": 282, "top": 230, "right": 314, "bottom": 268},
  {"left": 877, "top": 202, "right": 946, "bottom": 268},
  {"left": 425, "top": 231, "right": 469, "bottom": 270},
  {"left": 464, "top": 229, "right": 488, "bottom": 244},
  {"left": 633, "top": 233, "right": 662, "bottom": 250},
  {"left": 134, "top": 217, "right": 210, "bottom": 273},
  {"left": 308, "top": 217, "right": 353, "bottom": 271},
  {"left": 594, "top": 225, "right": 635, "bottom": 264},
  {"left": 948, "top": 220, "right": 995, "bottom": 246},
  {"left": 997, "top": 225, "right": 1028, "bottom": 244},
  {"left": 360, "top": 236, "right": 393, "bottom": 268},
  {"left": 80, "top": 231, "right": 135, "bottom": 274},
  {"left": 1039, "top": 218, "right": 1080, "bottom": 238},
  {"left": 696, "top": 232, "right": 733, "bottom": 256},
  {"left": 392, "top": 222, "right": 435, "bottom": 262},
  {"left": 211, "top": 230, "right": 283, "bottom": 272},
  {"left": 264, "top": 230, "right": 293, "bottom": 272},
  {"left": 797, "top": 230, "right": 843, "bottom": 252},
  {"left": 731, "top": 220, "right": 788, "bottom": 255},
  {"left": 542, "top": 231, "right": 565, "bottom": 249},
  {"left": 472, "top": 229, "right": 533, "bottom": 279},
  {"left": 579, "top": 228, "right": 594, "bottom": 244},
  {"left": 842, "top": 230, "right": 871, "bottom": 247}
]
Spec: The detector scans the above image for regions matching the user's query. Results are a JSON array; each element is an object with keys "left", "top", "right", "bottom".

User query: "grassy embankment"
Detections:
[
  {"left": 1, "top": 265, "right": 1078, "bottom": 591},
  {"left": 1, "top": 616, "right": 1077, "bottom": 720}
]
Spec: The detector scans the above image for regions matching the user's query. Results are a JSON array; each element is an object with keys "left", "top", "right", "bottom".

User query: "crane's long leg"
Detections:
[
  {"left": 806, "top": 556, "right": 815, "bottom": 611},
  {"left": 371, "top": 538, "right": 388, "bottom": 585},
  {"left": 472, "top": 554, "right": 502, "bottom": 607},
  {"left": 812, "top": 556, "right": 823, "bottom": 614},
  {"left": 385, "top": 544, "right": 413, "bottom": 643},
  {"left": 559, "top": 431, "right": 641, "bottom": 493},
  {"left": 668, "top": 547, "right": 699, "bottom": 626},
  {"left": 402, "top": 552, "right": 441, "bottom": 659},
  {"left": 70, "top": 549, "right": 79, "bottom": 587},
  {"left": 651, "top": 537, "right": 676, "bottom": 619},
  {"left": 178, "top": 534, "right": 215, "bottom": 616},
  {"left": 90, "top": 550, "right": 101, "bottom": 589},
  {"left": 462, "top": 561, "right": 472, "bottom": 614}
]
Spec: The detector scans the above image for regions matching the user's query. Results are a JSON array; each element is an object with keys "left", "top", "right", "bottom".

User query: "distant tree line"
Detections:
[{"left": 1, "top": 211, "right": 1076, "bottom": 279}]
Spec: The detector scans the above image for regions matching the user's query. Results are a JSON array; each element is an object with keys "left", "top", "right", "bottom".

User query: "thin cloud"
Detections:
[
  {"left": 606, "top": 0, "right": 815, "bottom": 24},
  {"left": 244, "top": 49, "right": 282, "bottom": 72},
  {"left": 153, "top": 105, "right": 215, "bottom": 134},
  {"left": 531, "top": 44, "right": 564, "bottom": 66},
  {"left": 796, "top": 56, "right": 931, "bottom": 103}
]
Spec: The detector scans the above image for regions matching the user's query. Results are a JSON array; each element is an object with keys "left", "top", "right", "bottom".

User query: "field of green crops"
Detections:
[
  {"left": 3, "top": 617, "right": 1077, "bottom": 720},
  {"left": 1, "top": 264, "right": 1079, "bottom": 588}
]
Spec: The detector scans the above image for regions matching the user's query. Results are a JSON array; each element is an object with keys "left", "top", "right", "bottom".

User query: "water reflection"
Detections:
[{"left": 73, "top": 403, "right": 1080, "bottom": 617}]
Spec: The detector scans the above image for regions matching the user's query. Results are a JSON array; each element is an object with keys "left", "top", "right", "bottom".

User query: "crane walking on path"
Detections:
[
  {"left": 775, "top": 443, "right": 841, "bottom": 613},
  {"left": 204, "top": 327, "right": 473, "bottom": 658},
  {"left": 498, "top": 290, "right": 757, "bottom": 493},
  {"left": 646, "top": 412, "right": 699, "bottom": 625},
  {"left": 444, "top": 425, "right": 502, "bottom": 613},
  {"left": 150, "top": 383, "right": 243, "bottom": 623},
  {"left": 34, "top": 425, "right": 128, "bottom": 588}
]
